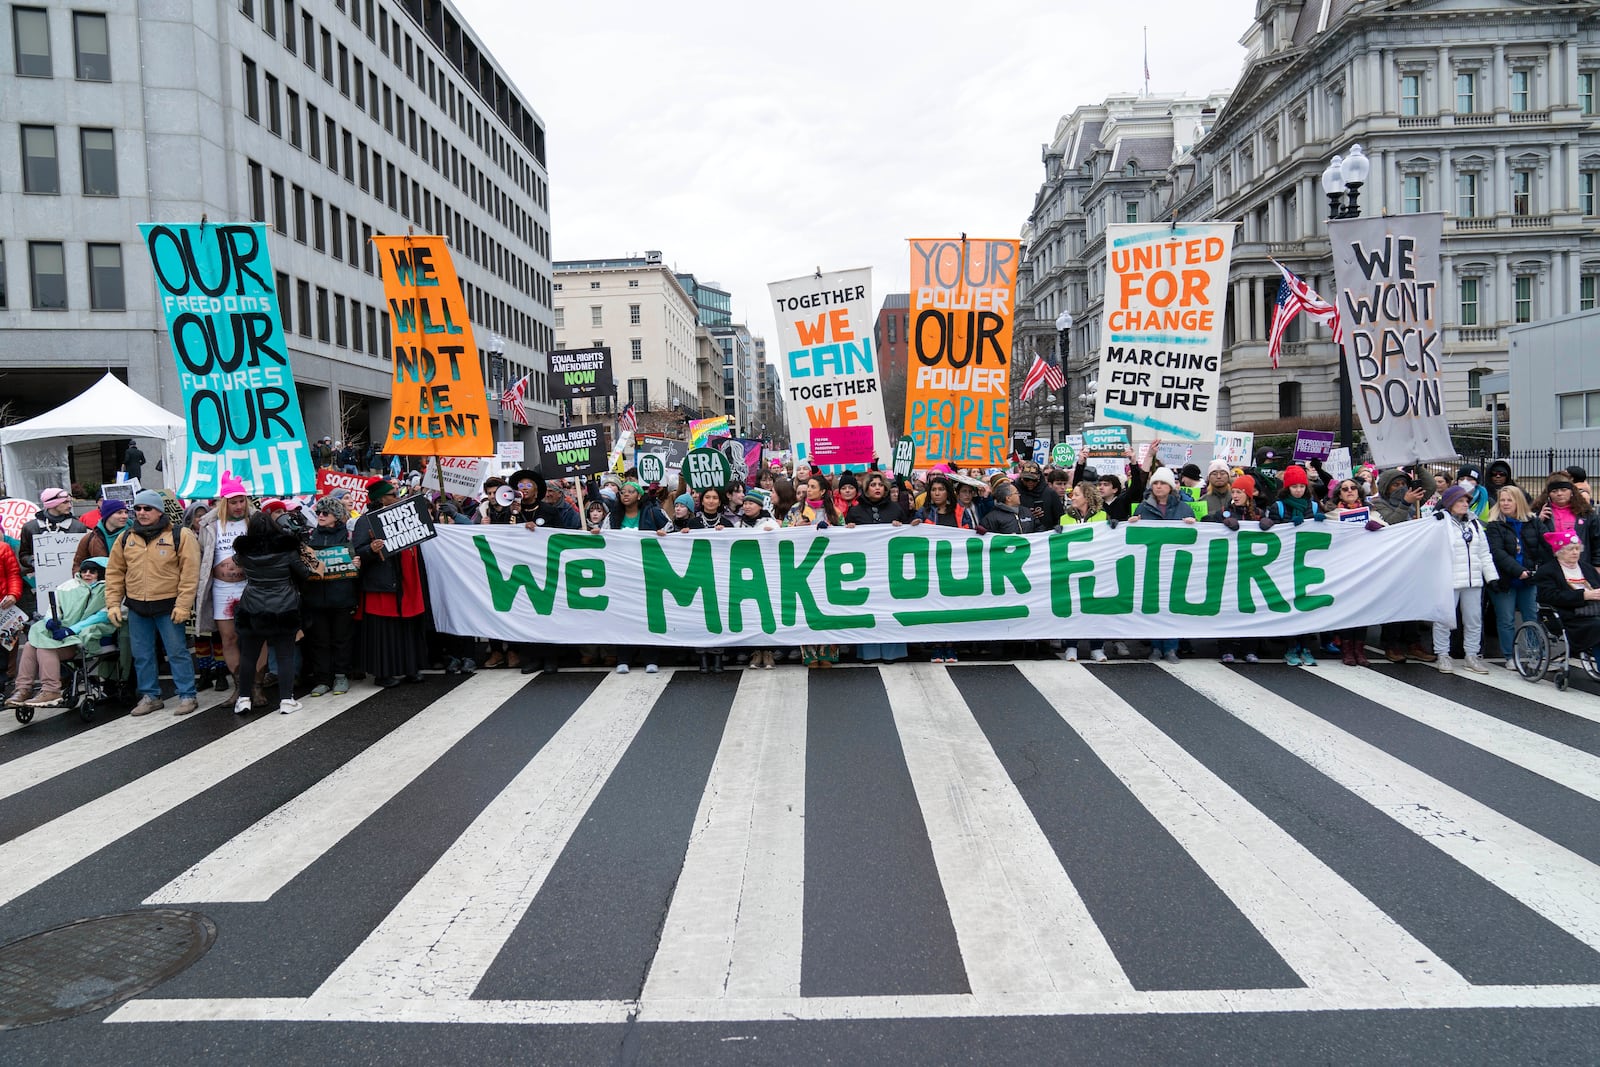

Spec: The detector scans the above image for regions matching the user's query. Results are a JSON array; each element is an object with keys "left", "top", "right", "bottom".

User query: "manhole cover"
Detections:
[{"left": 0, "top": 909, "right": 216, "bottom": 1029}]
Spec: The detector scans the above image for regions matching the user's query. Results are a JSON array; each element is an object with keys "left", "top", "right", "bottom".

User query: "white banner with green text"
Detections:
[{"left": 419, "top": 520, "right": 1453, "bottom": 646}]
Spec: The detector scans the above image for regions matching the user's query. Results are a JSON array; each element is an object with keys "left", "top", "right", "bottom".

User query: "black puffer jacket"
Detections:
[
  {"left": 302, "top": 523, "right": 359, "bottom": 611},
  {"left": 844, "top": 497, "right": 906, "bottom": 525},
  {"left": 233, "top": 530, "right": 311, "bottom": 634}
]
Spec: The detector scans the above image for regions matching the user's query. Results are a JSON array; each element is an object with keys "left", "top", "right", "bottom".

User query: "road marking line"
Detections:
[
  {"left": 1168, "top": 660, "right": 1600, "bottom": 954},
  {"left": 0, "top": 704, "right": 70, "bottom": 737},
  {"left": 0, "top": 687, "right": 373, "bottom": 908},
  {"left": 0, "top": 702, "right": 196, "bottom": 803},
  {"left": 881, "top": 664, "right": 1132, "bottom": 997},
  {"left": 145, "top": 672, "right": 533, "bottom": 903},
  {"left": 1315, "top": 666, "right": 1600, "bottom": 803},
  {"left": 643, "top": 670, "right": 805, "bottom": 1001},
  {"left": 1441, "top": 661, "right": 1600, "bottom": 725},
  {"left": 1033, "top": 661, "right": 1466, "bottom": 997},
  {"left": 311, "top": 671, "right": 667, "bottom": 1003}
]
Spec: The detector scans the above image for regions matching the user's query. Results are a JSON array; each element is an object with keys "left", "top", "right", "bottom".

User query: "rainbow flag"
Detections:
[{"left": 688, "top": 415, "right": 733, "bottom": 449}]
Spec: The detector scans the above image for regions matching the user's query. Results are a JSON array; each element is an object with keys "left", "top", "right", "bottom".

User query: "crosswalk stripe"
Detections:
[
  {"left": 880, "top": 664, "right": 1132, "bottom": 997},
  {"left": 0, "top": 704, "right": 70, "bottom": 737},
  {"left": 643, "top": 670, "right": 806, "bottom": 1001},
  {"left": 1167, "top": 659, "right": 1600, "bottom": 955},
  {"left": 0, "top": 701, "right": 197, "bottom": 804},
  {"left": 311, "top": 670, "right": 667, "bottom": 1003},
  {"left": 1032, "top": 661, "right": 1467, "bottom": 997},
  {"left": 144, "top": 672, "right": 534, "bottom": 904},
  {"left": 1445, "top": 662, "right": 1600, "bottom": 725},
  {"left": 0, "top": 686, "right": 372, "bottom": 910},
  {"left": 1314, "top": 667, "right": 1600, "bottom": 804}
]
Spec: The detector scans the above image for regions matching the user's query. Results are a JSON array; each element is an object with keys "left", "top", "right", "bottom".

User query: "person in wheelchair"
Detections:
[
  {"left": 1535, "top": 529, "right": 1600, "bottom": 662},
  {"left": 3, "top": 556, "right": 120, "bottom": 709}
]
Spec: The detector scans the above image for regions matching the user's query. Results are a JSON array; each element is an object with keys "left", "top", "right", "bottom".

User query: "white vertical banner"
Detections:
[
  {"left": 1096, "top": 223, "right": 1235, "bottom": 442},
  {"left": 768, "top": 269, "right": 888, "bottom": 467}
]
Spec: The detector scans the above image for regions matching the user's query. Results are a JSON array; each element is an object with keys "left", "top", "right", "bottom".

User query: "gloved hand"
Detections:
[
  {"left": 171, "top": 607, "right": 192, "bottom": 625},
  {"left": 107, "top": 604, "right": 124, "bottom": 626},
  {"left": 1258, "top": 516, "right": 1275, "bottom": 531},
  {"left": 46, "top": 619, "right": 70, "bottom": 641},
  {"left": 1365, "top": 519, "right": 1384, "bottom": 532},
  {"left": 1223, "top": 514, "right": 1240, "bottom": 531},
  {"left": 1291, "top": 515, "right": 1305, "bottom": 526},
  {"left": 1311, "top": 511, "right": 1326, "bottom": 522}
]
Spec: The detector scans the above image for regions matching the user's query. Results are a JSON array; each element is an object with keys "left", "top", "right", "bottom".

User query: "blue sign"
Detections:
[{"left": 141, "top": 223, "right": 315, "bottom": 498}]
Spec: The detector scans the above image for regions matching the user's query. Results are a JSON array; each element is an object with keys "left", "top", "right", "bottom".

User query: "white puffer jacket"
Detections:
[{"left": 1441, "top": 511, "right": 1496, "bottom": 590}]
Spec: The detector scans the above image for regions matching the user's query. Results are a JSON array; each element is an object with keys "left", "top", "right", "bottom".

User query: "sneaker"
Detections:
[
  {"left": 173, "top": 698, "right": 200, "bottom": 716},
  {"left": 1221, "top": 653, "right": 1235, "bottom": 663},
  {"left": 1064, "top": 647, "right": 1079, "bottom": 662},
  {"left": 332, "top": 675, "right": 350, "bottom": 695},
  {"left": 234, "top": 697, "right": 252, "bottom": 715},
  {"left": 1464, "top": 656, "right": 1491, "bottom": 675},
  {"left": 130, "top": 696, "right": 163, "bottom": 717},
  {"left": 1503, "top": 658, "right": 1514, "bottom": 671},
  {"left": 1090, "top": 649, "right": 1107, "bottom": 662},
  {"left": 1149, "top": 648, "right": 1164, "bottom": 662},
  {"left": 1408, "top": 645, "right": 1438, "bottom": 664},
  {"left": 483, "top": 652, "right": 506, "bottom": 670},
  {"left": 616, "top": 663, "right": 630, "bottom": 674},
  {"left": 1163, "top": 650, "right": 1180, "bottom": 664},
  {"left": 646, "top": 663, "right": 660, "bottom": 673},
  {"left": 1284, "top": 649, "right": 1303, "bottom": 666},
  {"left": 4, "top": 689, "right": 33, "bottom": 708},
  {"left": 445, "top": 657, "right": 462, "bottom": 675},
  {"left": 1300, "top": 650, "right": 1317, "bottom": 667},
  {"left": 309, "top": 684, "right": 332, "bottom": 698},
  {"left": 931, "top": 657, "right": 946, "bottom": 664},
  {"left": 460, "top": 658, "right": 478, "bottom": 674},
  {"left": 1113, "top": 642, "right": 1131, "bottom": 658},
  {"left": 24, "top": 689, "right": 63, "bottom": 708},
  {"left": 278, "top": 698, "right": 302, "bottom": 715},
  {"left": 1435, "top": 655, "right": 1455, "bottom": 674},
  {"left": 1245, "top": 653, "right": 1260, "bottom": 663}
]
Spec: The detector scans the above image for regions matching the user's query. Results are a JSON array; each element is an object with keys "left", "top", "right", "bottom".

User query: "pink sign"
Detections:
[
  {"left": 0, "top": 498, "right": 40, "bottom": 541},
  {"left": 809, "top": 426, "right": 874, "bottom": 466}
]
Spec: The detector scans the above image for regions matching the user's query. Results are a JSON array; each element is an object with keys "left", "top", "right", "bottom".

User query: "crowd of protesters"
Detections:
[{"left": 3, "top": 438, "right": 1597, "bottom": 717}]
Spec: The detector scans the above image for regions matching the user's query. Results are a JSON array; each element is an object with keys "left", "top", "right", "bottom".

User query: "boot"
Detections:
[
  {"left": 213, "top": 665, "right": 231, "bottom": 692},
  {"left": 711, "top": 653, "right": 724, "bottom": 674},
  {"left": 699, "top": 652, "right": 710, "bottom": 674}
]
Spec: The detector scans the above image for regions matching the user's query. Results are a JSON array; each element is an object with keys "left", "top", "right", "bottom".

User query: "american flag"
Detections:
[
  {"left": 501, "top": 374, "right": 530, "bottom": 425},
  {"left": 617, "top": 401, "right": 637, "bottom": 435},
  {"left": 1020, "top": 349, "right": 1066, "bottom": 401},
  {"left": 1267, "top": 260, "right": 1343, "bottom": 369}
]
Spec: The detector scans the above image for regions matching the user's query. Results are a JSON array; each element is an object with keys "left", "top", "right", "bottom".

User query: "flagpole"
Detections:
[{"left": 1143, "top": 27, "right": 1149, "bottom": 97}]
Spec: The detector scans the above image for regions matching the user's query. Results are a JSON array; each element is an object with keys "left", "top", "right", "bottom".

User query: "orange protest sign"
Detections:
[
  {"left": 374, "top": 235, "right": 492, "bottom": 457},
  {"left": 904, "top": 237, "right": 1019, "bottom": 468}
]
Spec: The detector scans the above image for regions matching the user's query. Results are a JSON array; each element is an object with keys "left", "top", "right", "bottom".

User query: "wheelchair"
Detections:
[
  {"left": 11, "top": 635, "right": 121, "bottom": 726},
  {"left": 1513, "top": 607, "right": 1600, "bottom": 691}
]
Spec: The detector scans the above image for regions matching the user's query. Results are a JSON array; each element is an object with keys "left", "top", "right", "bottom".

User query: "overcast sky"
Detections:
[{"left": 457, "top": 0, "right": 1254, "bottom": 360}]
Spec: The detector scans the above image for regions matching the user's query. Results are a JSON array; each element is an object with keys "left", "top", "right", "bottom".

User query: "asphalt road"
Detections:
[{"left": 2, "top": 652, "right": 1598, "bottom": 1065}]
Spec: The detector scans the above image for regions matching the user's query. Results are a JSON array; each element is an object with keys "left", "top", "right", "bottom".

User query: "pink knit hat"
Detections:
[
  {"left": 219, "top": 472, "right": 249, "bottom": 499},
  {"left": 1546, "top": 529, "right": 1581, "bottom": 553}
]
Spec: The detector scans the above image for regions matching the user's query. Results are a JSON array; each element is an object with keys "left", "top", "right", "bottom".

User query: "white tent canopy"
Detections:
[{"left": 0, "top": 373, "right": 187, "bottom": 502}]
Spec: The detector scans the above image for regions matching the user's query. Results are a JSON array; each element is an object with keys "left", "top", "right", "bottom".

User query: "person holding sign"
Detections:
[
  {"left": 303, "top": 496, "right": 359, "bottom": 697},
  {"left": 4, "top": 556, "right": 116, "bottom": 710},
  {"left": 352, "top": 481, "right": 428, "bottom": 687},
  {"left": 604, "top": 482, "right": 669, "bottom": 532},
  {"left": 18, "top": 488, "right": 87, "bottom": 609},
  {"left": 231, "top": 512, "right": 320, "bottom": 715},
  {"left": 1431, "top": 484, "right": 1498, "bottom": 675}
]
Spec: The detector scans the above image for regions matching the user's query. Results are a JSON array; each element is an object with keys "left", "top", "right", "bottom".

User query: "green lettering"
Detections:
[
  {"left": 935, "top": 539, "right": 984, "bottom": 598},
  {"left": 641, "top": 537, "right": 721, "bottom": 635},
  {"left": 726, "top": 539, "right": 776, "bottom": 634},
  {"left": 1081, "top": 555, "right": 1135, "bottom": 614},
  {"left": 475, "top": 533, "right": 598, "bottom": 614},
  {"left": 565, "top": 558, "right": 608, "bottom": 611},
  {"left": 987, "top": 535, "right": 1032, "bottom": 595},
  {"left": 1292, "top": 530, "right": 1335, "bottom": 611},
  {"left": 1235, "top": 530, "right": 1290, "bottom": 613},
  {"left": 823, "top": 551, "right": 872, "bottom": 620},
  {"left": 1170, "top": 538, "right": 1229, "bottom": 616},
  {"left": 1125, "top": 525, "right": 1199, "bottom": 614},
  {"left": 888, "top": 536, "right": 929, "bottom": 599},
  {"left": 1048, "top": 527, "right": 1095, "bottom": 617},
  {"left": 778, "top": 538, "right": 871, "bottom": 629}
]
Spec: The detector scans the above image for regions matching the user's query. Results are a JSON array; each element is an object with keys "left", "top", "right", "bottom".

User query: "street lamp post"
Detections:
[
  {"left": 485, "top": 333, "right": 506, "bottom": 446},
  {"left": 1055, "top": 309, "right": 1074, "bottom": 442},
  {"left": 1322, "top": 145, "right": 1369, "bottom": 456}
]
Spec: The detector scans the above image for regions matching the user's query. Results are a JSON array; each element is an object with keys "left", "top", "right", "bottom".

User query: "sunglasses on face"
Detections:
[{"left": 133, "top": 505, "right": 160, "bottom": 513}]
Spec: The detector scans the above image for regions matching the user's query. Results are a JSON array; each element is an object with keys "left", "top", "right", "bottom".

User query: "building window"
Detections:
[
  {"left": 1400, "top": 74, "right": 1420, "bottom": 116},
  {"left": 28, "top": 241, "right": 66, "bottom": 309},
  {"left": 334, "top": 294, "right": 347, "bottom": 346},
  {"left": 1402, "top": 174, "right": 1423, "bottom": 214},
  {"left": 311, "top": 195, "right": 324, "bottom": 250},
  {"left": 20, "top": 125, "right": 58, "bottom": 194},
  {"left": 296, "top": 279, "right": 311, "bottom": 338},
  {"left": 1278, "top": 381, "right": 1302, "bottom": 418},
  {"left": 1455, "top": 70, "right": 1476, "bottom": 113},
  {"left": 292, "top": 184, "right": 306, "bottom": 243},
  {"left": 1459, "top": 278, "right": 1479, "bottom": 325},
  {"left": 1125, "top": 201, "right": 1140, "bottom": 224},
  {"left": 1581, "top": 171, "right": 1596, "bottom": 217},
  {"left": 628, "top": 279, "right": 639, "bottom": 288},
  {"left": 1510, "top": 69, "right": 1530, "bottom": 113},
  {"left": 287, "top": 89, "right": 301, "bottom": 147},
  {"left": 1582, "top": 274, "right": 1597, "bottom": 311},
  {"left": 72, "top": 11, "right": 109, "bottom": 80},
  {"left": 80, "top": 128, "right": 117, "bottom": 196},
  {"left": 1581, "top": 72, "right": 1596, "bottom": 116},
  {"left": 316, "top": 286, "right": 330, "bottom": 341},
  {"left": 553, "top": 307, "right": 563, "bottom": 328},
  {"left": 589, "top": 281, "right": 600, "bottom": 289},
  {"left": 1456, "top": 171, "right": 1478, "bottom": 217},
  {"left": 1559, "top": 391, "right": 1600, "bottom": 429},
  {"left": 631, "top": 339, "right": 642, "bottom": 361},
  {"left": 275, "top": 271, "right": 291, "bottom": 332},
  {"left": 590, "top": 305, "right": 602, "bottom": 327},
  {"left": 247, "top": 160, "right": 265, "bottom": 221},
  {"left": 265, "top": 72, "right": 281, "bottom": 134},
  {"left": 12, "top": 7, "right": 50, "bottom": 77},
  {"left": 628, "top": 378, "right": 649, "bottom": 409},
  {"left": 1467, "top": 368, "right": 1486, "bottom": 410},
  {"left": 87, "top": 243, "right": 124, "bottom": 310},
  {"left": 629, "top": 303, "right": 641, "bottom": 326},
  {"left": 271, "top": 173, "right": 287, "bottom": 234},
  {"left": 0, "top": 243, "right": 7, "bottom": 307},
  {"left": 242, "top": 56, "right": 259, "bottom": 121},
  {"left": 1512, "top": 169, "right": 1533, "bottom": 216},
  {"left": 1514, "top": 274, "right": 1534, "bottom": 323}
]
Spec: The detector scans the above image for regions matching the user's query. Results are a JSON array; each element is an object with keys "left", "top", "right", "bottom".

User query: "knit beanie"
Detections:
[
  {"left": 1546, "top": 528, "right": 1581, "bottom": 553},
  {"left": 1281, "top": 465, "right": 1309, "bottom": 488},
  {"left": 219, "top": 471, "right": 249, "bottom": 498},
  {"left": 133, "top": 489, "right": 165, "bottom": 511},
  {"left": 1231, "top": 475, "right": 1256, "bottom": 497},
  {"left": 98, "top": 498, "right": 128, "bottom": 519},
  {"left": 1208, "top": 459, "right": 1232, "bottom": 478},
  {"left": 1149, "top": 467, "right": 1178, "bottom": 488},
  {"left": 1437, "top": 484, "right": 1470, "bottom": 513}
]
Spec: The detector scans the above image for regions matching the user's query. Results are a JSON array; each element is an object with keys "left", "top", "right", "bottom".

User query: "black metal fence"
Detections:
[{"left": 1413, "top": 448, "right": 1600, "bottom": 483}]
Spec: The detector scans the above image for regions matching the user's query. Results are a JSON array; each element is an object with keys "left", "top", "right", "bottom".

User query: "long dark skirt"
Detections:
[{"left": 361, "top": 614, "right": 427, "bottom": 680}]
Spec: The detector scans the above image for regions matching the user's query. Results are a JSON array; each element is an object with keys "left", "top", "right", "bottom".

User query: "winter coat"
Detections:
[
  {"left": 73, "top": 521, "right": 126, "bottom": 571},
  {"left": 845, "top": 497, "right": 907, "bottom": 526},
  {"left": 196, "top": 507, "right": 254, "bottom": 632},
  {"left": 18, "top": 511, "right": 88, "bottom": 575},
  {"left": 352, "top": 512, "right": 403, "bottom": 595},
  {"left": 0, "top": 543, "right": 22, "bottom": 601},
  {"left": 232, "top": 530, "right": 312, "bottom": 634},
  {"left": 302, "top": 524, "right": 360, "bottom": 611},
  {"left": 982, "top": 501, "right": 1033, "bottom": 534},
  {"left": 1198, "top": 488, "right": 1232, "bottom": 521},
  {"left": 122, "top": 444, "right": 145, "bottom": 479},
  {"left": 105, "top": 517, "right": 200, "bottom": 619},
  {"left": 605, "top": 498, "right": 669, "bottom": 531},
  {"left": 1437, "top": 511, "right": 1496, "bottom": 590},
  {"left": 917, "top": 504, "right": 979, "bottom": 530},
  {"left": 1058, "top": 507, "right": 1108, "bottom": 527},
  {"left": 29, "top": 576, "right": 115, "bottom": 652},
  {"left": 1135, "top": 492, "right": 1192, "bottom": 522},
  {"left": 1014, "top": 481, "right": 1065, "bottom": 530},
  {"left": 1485, "top": 515, "right": 1550, "bottom": 588},
  {"left": 1202, "top": 499, "right": 1261, "bottom": 531},
  {"left": 1535, "top": 556, "right": 1600, "bottom": 612},
  {"left": 1371, "top": 469, "right": 1421, "bottom": 525},
  {"left": 1543, "top": 507, "right": 1600, "bottom": 567},
  {"left": 1271, "top": 494, "right": 1325, "bottom": 526}
]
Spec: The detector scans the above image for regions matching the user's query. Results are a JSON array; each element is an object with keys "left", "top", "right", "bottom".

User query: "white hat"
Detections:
[
  {"left": 1207, "top": 458, "right": 1232, "bottom": 476},
  {"left": 1150, "top": 466, "right": 1178, "bottom": 488}
]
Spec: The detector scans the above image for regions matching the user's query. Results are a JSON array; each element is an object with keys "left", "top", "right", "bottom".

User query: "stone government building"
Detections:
[{"left": 1017, "top": 0, "right": 1600, "bottom": 444}]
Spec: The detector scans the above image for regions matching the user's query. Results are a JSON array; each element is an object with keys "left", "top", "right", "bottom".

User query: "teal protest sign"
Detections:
[{"left": 141, "top": 223, "right": 315, "bottom": 498}]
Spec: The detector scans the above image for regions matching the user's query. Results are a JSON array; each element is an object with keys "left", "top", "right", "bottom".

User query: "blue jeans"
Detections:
[
  {"left": 1489, "top": 582, "right": 1539, "bottom": 659},
  {"left": 127, "top": 610, "right": 197, "bottom": 700},
  {"left": 1151, "top": 638, "right": 1179, "bottom": 655}
]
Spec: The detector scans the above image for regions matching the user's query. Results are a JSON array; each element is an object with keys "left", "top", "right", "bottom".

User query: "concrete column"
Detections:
[
  {"left": 1569, "top": 250, "right": 1583, "bottom": 310},
  {"left": 1551, "top": 256, "right": 1565, "bottom": 317},
  {"left": 1439, "top": 47, "right": 1453, "bottom": 114},
  {"left": 1440, "top": 255, "right": 1455, "bottom": 325},
  {"left": 1494, "top": 145, "right": 1509, "bottom": 214},
  {"left": 1493, "top": 46, "right": 1506, "bottom": 111},
  {"left": 1496, "top": 254, "right": 1511, "bottom": 324},
  {"left": 1383, "top": 49, "right": 1398, "bottom": 115}
]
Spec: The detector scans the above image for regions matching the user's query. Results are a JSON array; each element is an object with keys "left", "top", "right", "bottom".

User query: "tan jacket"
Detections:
[{"left": 106, "top": 521, "right": 201, "bottom": 619}]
